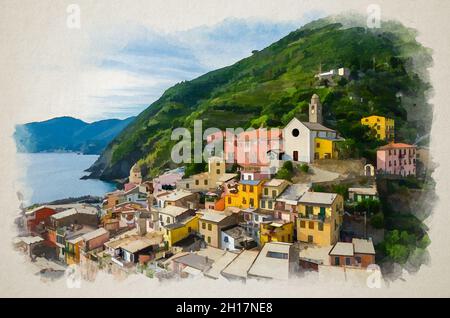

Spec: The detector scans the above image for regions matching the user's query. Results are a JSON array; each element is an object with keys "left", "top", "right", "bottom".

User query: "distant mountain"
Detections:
[{"left": 14, "top": 116, "right": 135, "bottom": 155}]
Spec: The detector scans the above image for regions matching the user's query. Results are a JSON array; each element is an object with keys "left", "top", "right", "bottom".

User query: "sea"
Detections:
[{"left": 16, "top": 153, "right": 117, "bottom": 206}]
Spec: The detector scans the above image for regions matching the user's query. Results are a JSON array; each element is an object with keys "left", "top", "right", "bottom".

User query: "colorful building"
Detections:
[
  {"left": 176, "top": 156, "right": 227, "bottom": 192},
  {"left": 198, "top": 210, "right": 237, "bottom": 249},
  {"left": 297, "top": 192, "right": 344, "bottom": 246},
  {"left": 259, "top": 179, "right": 290, "bottom": 211},
  {"left": 314, "top": 137, "right": 340, "bottom": 159},
  {"left": 329, "top": 238, "right": 376, "bottom": 268},
  {"left": 361, "top": 115, "right": 395, "bottom": 141},
  {"left": 163, "top": 214, "right": 199, "bottom": 248},
  {"left": 376, "top": 142, "right": 416, "bottom": 176},
  {"left": 224, "top": 179, "right": 265, "bottom": 209},
  {"left": 260, "top": 220, "right": 294, "bottom": 245}
]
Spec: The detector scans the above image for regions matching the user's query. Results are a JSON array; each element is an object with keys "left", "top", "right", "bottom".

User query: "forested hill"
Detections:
[{"left": 87, "top": 15, "right": 432, "bottom": 181}]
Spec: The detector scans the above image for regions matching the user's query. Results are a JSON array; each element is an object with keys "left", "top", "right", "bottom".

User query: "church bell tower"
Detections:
[{"left": 309, "top": 94, "right": 323, "bottom": 124}]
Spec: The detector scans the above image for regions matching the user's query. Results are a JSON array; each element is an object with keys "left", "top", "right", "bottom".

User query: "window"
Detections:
[
  {"left": 186, "top": 183, "right": 190, "bottom": 189},
  {"left": 261, "top": 200, "right": 266, "bottom": 209},
  {"left": 345, "top": 257, "right": 351, "bottom": 266},
  {"left": 335, "top": 257, "right": 340, "bottom": 266},
  {"left": 188, "top": 227, "right": 192, "bottom": 233},
  {"left": 249, "top": 186, "right": 254, "bottom": 193},
  {"left": 287, "top": 234, "right": 291, "bottom": 241},
  {"left": 166, "top": 217, "right": 170, "bottom": 224},
  {"left": 224, "top": 236, "right": 229, "bottom": 243},
  {"left": 268, "top": 201, "right": 273, "bottom": 209},
  {"left": 242, "top": 198, "right": 247, "bottom": 204},
  {"left": 266, "top": 251, "right": 288, "bottom": 259},
  {"left": 306, "top": 205, "right": 313, "bottom": 216},
  {"left": 316, "top": 142, "right": 320, "bottom": 148},
  {"left": 242, "top": 185, "right": 247, "bottom": 192},
  {"left": 292, "top": 128, "right": 300, "bottom": 137},
  {"left": 204, "top": 180, "right": 208, "bottom": 185},
  {"left": 216, "top": 169, "right": 220, "bottom": 174},
  {"left": 208, "top": 224, "right": 212, "bottom": 231},
  {"left": 228, "top": 197, "right": 231, "bottom": 204},
  {"left": 355, "top": 256, "right": 362, "bottom": 264},
  {"left": 300, "top": 221, "right": 306, "bottom": 228},
  {"left": 309, "top": 222, "right": 314, "bottom": 229},
  {"left": 216, "top": 162, "right": 220, "bottom": 166},
  {"left": 207, "top": 236, "right": 211, "bottom": 243},
  {"left": 249, "top": 198, "right": 254, "bottom": 207},
  {"left": 195, "top": 180, "right": 199, "bottom": 185},
  {"left": 202, "top": 222, "right": 206, "bottom": 229},
  {"left": 318, "top": 222, "right": 324, "bottom": 231},
  {"left": 272, "top": 190, "right": 277, "bottom": 198},
  {"left": 264, "top": 188, "right": 269, "bottom": 196}
]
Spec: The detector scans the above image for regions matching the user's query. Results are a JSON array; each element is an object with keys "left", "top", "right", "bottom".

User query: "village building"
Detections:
[
  {"left": 23, "top": 206, "right": 56, "bottom": 235},
  {"left": 104, "top": 190, "right": 126, "bottom": 209},
  {"left": 376, "top": 142, "right": 417, "bottom": 176},
  {"left": 361, "top": 115, "right": 395, "bottom": 141},
  {"left": 283, "top": 95, "right": 344, "bottom": 162},
  {"left": 297, "top": 191, "right": 344, "bottom": 246},
  {"left": 274, "top": 183, "right": 310, "bottom": 223},
  {"left": 105, "top": 231, "right": 164, "bottom": 267},
  {"left": 176, "top": 156, "right": 227, "bottom": 192},
  {"left": 156, "top": 205, "right": 195, "bottom": 230},
  {"left": 260, "top": 179, "right": 290, "bottom": 211},
  {"left": 163, "top": 214, "right": 199, "bottom": 248},
  {"left": 315, "top": 67, "right": 350, "bottom": 81},
  {"left": 260, "top": 219, "right": 294, "bottom": 244},
  {"left": 66, "top": 228, "right": 109, "bottom": 265},
  {"left": 198, "top": 210, "right": 238, "bottom": 249},
  {"left": 220, "top": 225, "right": 256, "bottom": 251},
  {"left": 129, "top": 163, "right": 143, "bottom": 185},
  {"left": 348, "top": 186, "right": 378, "bottom": 202},
  {"left": 239, "top": 208, "right": 273, "bottom": 245},
  {"left": 155, "top": 189, "right": 199, "bottom": 209},
  {"left": 152, "top": 167, "right": 185, "bottom": 193},
  {"left": 328, "top": 238, "right": 376, "bottom": 268},
  {"left": 224, "top": 179, "right": 265, "bottom": 210},
  {"left": 247, "top": 242, "right": 299, "bottom": 280}
]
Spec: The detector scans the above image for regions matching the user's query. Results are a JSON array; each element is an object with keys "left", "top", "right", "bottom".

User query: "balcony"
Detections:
[{"left": 298, "top": 213, "right": 329, "bottom": 222}]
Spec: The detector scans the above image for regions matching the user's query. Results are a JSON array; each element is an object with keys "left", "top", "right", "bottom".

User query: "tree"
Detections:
[{"left": 370, "top": 212, "right": 384, "bottom": 229}]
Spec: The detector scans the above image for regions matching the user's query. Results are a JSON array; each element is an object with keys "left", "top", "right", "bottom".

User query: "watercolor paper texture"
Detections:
[{"left": 1, "top": 0, "right": 450, "bottom": 297}]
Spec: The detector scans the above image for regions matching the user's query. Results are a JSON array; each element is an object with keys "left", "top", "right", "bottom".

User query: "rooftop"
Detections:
[
  {"left": 264, "top": 179, "right": 288, "bottom": 188},
  {"left": 240, "top": 179, "right": 263, "bottom": 186},
  {"left": 218, "top": 173, "right": 238, "bottom": 183},
  {"left": 173, "top": 253, "right": 213, "bottom": 272},
  {"left": 349, "top": 187, "right": 378, "bottom": 196},
  {"left": 378, "top": 142, "right": 416, "bottom": 150},
  {"left": 298, "top": 191, "right": 338, "bottom": 206},
  {"left": 51, "top": 208, "right": 78, "bottom": 220},
  {"left": 329, "top": 242, "right": 354, "bottom": 257},
  {"left": 223, "top": 225, "right": 252, "bottom": 240},
  {"left": 221, "top": 250, "right": 259, "bottom": 279},
  {"left": 302, "top": 122, "right": 336, "bottom": 132},
  {"left": 158, "top": 190, "right": 194, "bottom": 202},
  {"left": 81, "top": 228, "right": 109, "bottom": 242},
  {"left": 199, "top": 210, "right": 230, "bottom": 223},
  {"left": 159, "top": 205, "right": 190, "bottom": 218},
  {"left": 277, "top": 184, "right": 310, "bottom": 204},
  {"left": 353, "top": 238, "right": 375, "bottom": 255},
  {"left": 248, "top": 242, "right": 293, "bottom": 280}
]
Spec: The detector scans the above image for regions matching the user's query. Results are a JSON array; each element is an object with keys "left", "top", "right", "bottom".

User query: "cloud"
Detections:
[{"left": 79, "top": 15, "right": 322, "bottom": 121}]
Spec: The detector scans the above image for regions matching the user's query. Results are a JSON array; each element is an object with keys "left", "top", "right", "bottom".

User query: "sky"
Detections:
[{"left": 3, "top": 1, "right": 330, "bottom": 124}]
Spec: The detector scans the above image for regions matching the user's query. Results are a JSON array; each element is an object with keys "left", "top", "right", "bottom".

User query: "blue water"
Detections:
[{"left": 17, "top": 153, "right": 117, "bottom": 205}]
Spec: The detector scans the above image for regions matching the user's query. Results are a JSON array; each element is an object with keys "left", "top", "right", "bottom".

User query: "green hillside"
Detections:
[{"left": 87, "top": 16, "right": 432, "bottom": 181}]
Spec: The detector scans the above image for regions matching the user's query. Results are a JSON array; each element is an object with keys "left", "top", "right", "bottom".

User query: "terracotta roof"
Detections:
[{"left": 378, "top": 142, "right": 416, "bottom": 150}]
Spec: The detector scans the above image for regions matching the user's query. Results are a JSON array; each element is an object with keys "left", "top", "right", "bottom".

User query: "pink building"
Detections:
[
  {"left": 207, "top": 128, "right": 283, "bottom": 166},
  {"left": 152, "top": 169, "right": 184, "bottom": 193},
  {"left": 376, "top": 143, "right": 417, "bottom": 176}
]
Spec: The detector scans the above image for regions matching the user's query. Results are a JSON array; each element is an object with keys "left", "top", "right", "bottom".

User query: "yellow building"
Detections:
[
  {"left": 163, "top": 214, "right": 199, "bottom": 248},
  {"left": 361, "top": 115, "right": 395, "bottom": 140},
  {"left": 297, "top": 191, "right": 344, "bottom": 246},
  {"left": 225, "top": 179, "right": 265, "bottom": 209},
  {"left": 65, "top": 237, "right": 82, "bottom": 265},
  {"left": 314, "top": 137, "right": 341, "bottom": 159},
  {"left": 260, "top": 179, "right": 290, "bottom": 210},
  {"left": 260, "top": 220, "right": 294, "bottom": 245}
]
